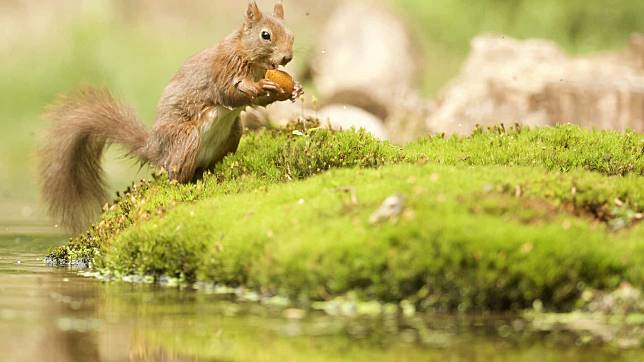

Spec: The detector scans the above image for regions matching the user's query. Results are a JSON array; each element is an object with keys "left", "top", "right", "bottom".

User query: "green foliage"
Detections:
[
  {"left": 49, "top": 125, "right": 644, "bottom": 311},
  {"left": 399, "top": 0, "right": 644, "bottom": 53}
]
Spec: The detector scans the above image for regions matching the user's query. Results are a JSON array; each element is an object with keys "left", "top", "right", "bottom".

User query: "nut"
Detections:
[{"left": 265, "top": 69, "right": 295, "bottom": 93}]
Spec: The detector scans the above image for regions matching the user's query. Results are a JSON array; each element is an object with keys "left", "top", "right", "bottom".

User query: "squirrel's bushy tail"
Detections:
[{"left": 39, "top": 87, "right": 150, "bottom": 232}]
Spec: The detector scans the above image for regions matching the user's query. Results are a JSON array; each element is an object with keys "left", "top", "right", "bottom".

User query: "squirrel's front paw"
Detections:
[{"left": 291, "top": 82, "right": 304, "bottom": 102}]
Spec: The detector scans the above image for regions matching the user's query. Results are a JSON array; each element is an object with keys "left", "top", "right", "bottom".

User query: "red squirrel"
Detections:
[{"left": 39, "top": 1, "right": 302, "bottom": 232}]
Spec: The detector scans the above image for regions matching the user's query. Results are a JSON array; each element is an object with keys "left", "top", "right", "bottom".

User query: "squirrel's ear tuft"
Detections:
[
  {"left": 273, "top": 1, "right": 285, "bottom": 19},
  {"left": 246, "top": 1, "right": 263, "bottom": 24}
]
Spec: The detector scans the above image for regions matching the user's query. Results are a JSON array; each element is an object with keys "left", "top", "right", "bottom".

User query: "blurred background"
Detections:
[{"left": 1, "top": 0, "right": 643, "bottom": 226}]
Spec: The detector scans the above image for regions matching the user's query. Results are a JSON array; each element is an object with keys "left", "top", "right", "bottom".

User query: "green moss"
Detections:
[
  {"left": 49, "top": 125, "right": 644, "bottom": 311},
  {"left": 105, "top": 164, "right": 643, "bottom": 310},
  {"left": 214, "top": 127, "right": 402, "bottom": 182},
  {"left": 407, "top": 125, "right": 643, "bottom": 176}
]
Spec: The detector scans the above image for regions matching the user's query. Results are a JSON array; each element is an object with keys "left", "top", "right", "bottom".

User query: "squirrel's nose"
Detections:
[{"left": 281, "top": 55, "right": 293, "bottom": 66}]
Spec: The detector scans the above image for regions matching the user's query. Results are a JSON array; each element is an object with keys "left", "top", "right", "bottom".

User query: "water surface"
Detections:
[{"left": 0, "top": 228, "right": 639, "bottom": 362}]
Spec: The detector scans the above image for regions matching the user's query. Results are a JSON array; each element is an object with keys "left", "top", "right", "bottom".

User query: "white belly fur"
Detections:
[{"left": 197, "top": 106, "right": 243, "bottom": 168}]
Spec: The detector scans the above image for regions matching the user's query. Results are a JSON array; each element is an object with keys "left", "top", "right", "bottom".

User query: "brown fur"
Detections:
[{"left": 39, "top": 1, "right": 298, "bottom": 232}]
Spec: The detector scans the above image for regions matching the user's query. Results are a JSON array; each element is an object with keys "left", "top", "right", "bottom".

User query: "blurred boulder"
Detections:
[
  {"left": 426, "top": 35, "right": 565, "bottom": 134},
  {"left": 382, "top": 92, "right": 431, "bottom": 144},
  {"left": 311, "top": 1, "right": 426, "bottom": 143},
  {"left": 542, "top": 69, "right": 644, "bottom": 132},
  {"left": 241, "top": 102, "right": 389, "bottom": 141},
  {"left": 313, "top": 1, "right": 418, "bottom": 114},
  {"left": 241, "top": 101, "right": 306, "bottom": 130},
  {"left": 629, "top": 33, "right": 644, "bottom": 71},
  {"left": 427, "top": 34, "right": 644, "bottom": 134},
  {"left": 317, "top": 105, "right": 389, "bottom": 140}
]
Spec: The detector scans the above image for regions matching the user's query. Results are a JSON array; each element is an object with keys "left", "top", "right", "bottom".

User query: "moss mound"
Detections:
[{"left": 50, "top": 125, "right": 644, "bottom": 311}]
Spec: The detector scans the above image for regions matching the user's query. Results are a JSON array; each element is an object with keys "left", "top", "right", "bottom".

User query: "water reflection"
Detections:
[
  {"left": 0, "top": 233, "right": 100, "bottom": 361},
  {"left": 0, "top": 232, "right": 639, "bottom": 362}
]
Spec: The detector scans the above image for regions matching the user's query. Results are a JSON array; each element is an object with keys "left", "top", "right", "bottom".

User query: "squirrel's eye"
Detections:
[{"left": 261, "top": 31, "right": 271, "bottom": 41}]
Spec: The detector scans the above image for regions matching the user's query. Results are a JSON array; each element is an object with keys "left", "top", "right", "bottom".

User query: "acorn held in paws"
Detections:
[{"left": 265, "top": 69, "right": 295, "bottom": 94}]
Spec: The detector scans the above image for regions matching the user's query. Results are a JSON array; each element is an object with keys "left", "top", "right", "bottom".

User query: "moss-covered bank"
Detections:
[{"left": 50, "top": 125, "right": 644, "bottom": 311}]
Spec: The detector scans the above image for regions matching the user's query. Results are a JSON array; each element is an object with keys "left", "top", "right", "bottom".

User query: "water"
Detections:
[{"left": 0, "top": 229, "right": 640, "bottom": 362}]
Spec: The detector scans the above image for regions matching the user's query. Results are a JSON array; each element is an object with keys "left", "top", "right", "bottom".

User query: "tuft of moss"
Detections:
[
  {"left": 49, "top": 125, "right": 644, "bottom": 311},
  {"left": 213, "top": 127, "right": 402, "bottom": 182}
]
